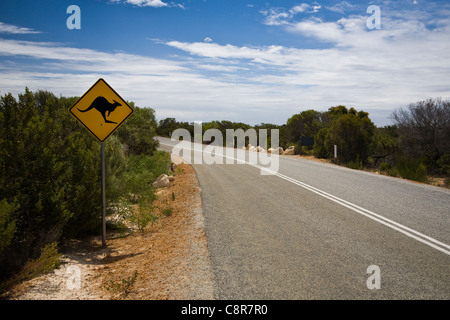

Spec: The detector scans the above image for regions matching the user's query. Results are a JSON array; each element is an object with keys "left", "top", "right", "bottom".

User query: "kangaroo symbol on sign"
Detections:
[{"left": 78, "top": 96, "right": 121, "bottom": 124}]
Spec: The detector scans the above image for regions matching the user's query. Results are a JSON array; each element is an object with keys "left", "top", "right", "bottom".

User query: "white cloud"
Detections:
[
  {"left": 110, "top": 0, "right": 186, "bottom": 8},
  {"left": 113, "top": 0, "right": 168, "bottom": 7},
  {"left": 289, "top": 4, "right": 310, "bottom": 15},
  {"left": 0, "top": 22, "right": 41, "bottom": 34},
  {"left": 165, "top": 40, "right": 295, "bottom": 67},
  {"left": 261, "top": 3, "right": 322, "bottom": 26},
  {"left": 289, "top": 18, "right": 345, "bottom": 43},
  {"left": 325, "top": 1, "right": 354, "bottom": 14},
  {"left": 260, "top": 9, "right": 291, "bottom": 26},
  {"left": 310, "top": 5, "right": 321, "bottom": 13},
  {"left": 132, "top": 0, "right": 167, "bottom": 7},
  {"left": 195, "top": 64, "right": 247, "bottom": 73},
  {"left": 0, "top": 39, "right": 185, "bottom": 73}
]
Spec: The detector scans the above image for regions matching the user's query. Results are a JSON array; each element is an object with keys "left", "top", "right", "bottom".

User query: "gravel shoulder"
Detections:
[{"left": 5, "top": 162, "right": 215, "bottom": 300}]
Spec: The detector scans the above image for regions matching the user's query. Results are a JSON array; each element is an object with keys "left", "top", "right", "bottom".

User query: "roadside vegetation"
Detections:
[
  {"left": 0, "top": 89, "right": 171, "bottom": 293},
  {"left": 157, "top": 98, "right": 450, "bottom": 187}
]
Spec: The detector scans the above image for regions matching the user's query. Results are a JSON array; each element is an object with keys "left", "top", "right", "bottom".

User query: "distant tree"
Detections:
[
  {"left": 392, "top": 98, "right": 450, "bottom": 171},
  {"left": 328, "top": 105, "right": 349, "bottom": 118},
  {"left": 370, "top": 125, "right": 399, "bottom": 167},
  {"left": 313, "top": 106, "right": 375, "bottom": 164},
  {"left": 202, "top": 120, "right": 253, "bottom": 146},
  {"left": 156, "top": 117, "right": 177, "bottom": 137},
  {"left": 327, "top": 112, "right": 376, "bottom": 163},
  {"left": 254, "top": 123, "right": 287, "bottom": 149},
  {"left": 117, "top": 106, "right": 159, "bottom": 156},
  {"left": 202, "top": 121, "right": 220, "bottom": 132},
  {"left": 313, "top": 127, "right": 331, "bottom": 159},
  {"left": 286, "top": 110, "right": 326, "bottom": 144}
]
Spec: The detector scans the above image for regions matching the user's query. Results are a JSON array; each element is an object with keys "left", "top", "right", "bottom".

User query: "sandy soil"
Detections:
[{"left": 5, "top": 162, "right": 215, "bottom": 300}]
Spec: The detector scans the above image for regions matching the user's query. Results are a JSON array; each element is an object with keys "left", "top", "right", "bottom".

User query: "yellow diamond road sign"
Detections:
[{"left": 69, "top": 78, "right": 134, "bottom": 143}]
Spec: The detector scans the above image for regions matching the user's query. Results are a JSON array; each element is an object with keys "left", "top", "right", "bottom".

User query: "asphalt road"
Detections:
[{"left": 157, "top": 136, "right": 450, "bottom": 299}]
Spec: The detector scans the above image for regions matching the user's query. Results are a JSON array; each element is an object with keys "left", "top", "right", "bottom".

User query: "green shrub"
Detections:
[
  {"left": 17, "top": 242, "right": 61, "bottom": 283},
  {"left": 348, "top": 156, "right": 363, "bottom": 170},
  {"left": 0, "top": 199, "right": 17, "bottom": 253},
  {"left": 300, "top": 145, "right": 315, "bottom": 156},
  {"left": 396, "top": 158, "right": 428, "bottom": 182},
  {"left": 313, "top": 128, "right": 330, "bottom": 159},
  {"left": 127, "top": 206, "right": 159, "bottom": 233},
  {"left": 326, "top": 111, "right": 376, "bottom": 164},
  {"left": 161, "top": 207, "right": 173, "bottom": 217},
  {"left": 378, "top": 162, "right": 391, "bottom": 173},
  {"left": 107, "top": 151, "right": 171, "bottom": 234},
  {"left": 175, "top": 166, "right": 185, "bottom": 175},
  {"left": 105, "top": 270, "right": 138, "bottom": 298},
  {"left": 387, "top": 167, "right": 399, "bottom": 177},
  {"left": 117, "top": 105, "right": 159, "bottom": 156},
  {"left": 437, "top": 154, "right": 450, "bottom": 175},
  {"left": 0, "top": 242, "right": 61, "bottom": 294},
  {"left": 106, "top": 220, "right": 130, "bottom": 238}
]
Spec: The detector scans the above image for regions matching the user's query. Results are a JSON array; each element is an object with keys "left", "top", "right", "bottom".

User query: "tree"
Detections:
[
  {"left": 105, "top": 135, "right": 127, "bottom": 204},
  {"left": 312, "top": 106, "right": 375, "bottom": 164},
  {"left": 313, "top": 127, "right": 331, "bottom": 159},
  {"left": 370, "top": 125, "right": 399, "bottom": 167},
  {"left": 254, "top": 123, "right": 287, "bottom": 149},
  {"left": 392, "top": 98, "right": 450, "bottom": 171},
  {"left": 327, "top": 113, "right": 375, "bottom": 163},
  {"left": 328, "top": 105, "right": 349, "bottom": 118},
  {"left": 117, "top": 106, "right": 159, "bottom": 156},
  {"left": 286, "top": 110, "right": 326, "bottom": 144},
  {"left": 156, "top": 117, "right": 177, "bottom": 137},
  {"left": 0, "top": 199, "right": 17, "bottom": 254}
]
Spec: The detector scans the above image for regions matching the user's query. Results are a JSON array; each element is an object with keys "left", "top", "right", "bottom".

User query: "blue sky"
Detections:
[{"left": 0, "top": 0, "right": 449, "bottom": 126}]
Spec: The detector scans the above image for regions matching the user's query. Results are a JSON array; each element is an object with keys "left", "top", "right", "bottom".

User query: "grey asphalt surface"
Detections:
[{"left": 157, "top": 137, "right": 450, "bottom": 299}]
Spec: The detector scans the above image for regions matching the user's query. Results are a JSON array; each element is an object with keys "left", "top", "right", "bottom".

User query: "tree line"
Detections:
[
  {"left": 0, "top": 89, "right": 169, "bottom": 286},
  {"left": 157, "top": 98, "right": 450, "bottom": 183}
]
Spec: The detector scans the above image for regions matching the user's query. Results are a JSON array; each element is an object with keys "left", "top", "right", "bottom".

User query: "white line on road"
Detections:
[
  {"left": 159, "top": 141, "right": 450, "bottom": 255},
  {"left": 265, "top": 169, "right": 450, "bottom": 256}
]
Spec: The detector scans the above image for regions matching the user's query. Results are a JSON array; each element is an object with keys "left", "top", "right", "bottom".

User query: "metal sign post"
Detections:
[{"left": 101, "top": 143, "right": 106, "bottom": 246}]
